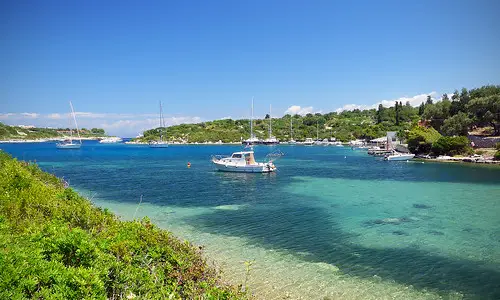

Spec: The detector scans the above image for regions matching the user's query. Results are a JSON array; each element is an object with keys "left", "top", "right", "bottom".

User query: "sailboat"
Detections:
[
  {"left": 56, "top": 101, "right": 82, "bottom": 149},
  {"left": 263, "top": 104, "right": 279, "bottom": 145},
  {"left": 288, "top": 116, "right": 296, "bottom": 144},
  {"left": 242, "top": 97, "right": 261, "bottom": 145},
  {"left": 149, "top": 101, "right": 169, "bottom": 148},
  {"left": 314, "top": 121, "right": 322, "bottom": 145}
]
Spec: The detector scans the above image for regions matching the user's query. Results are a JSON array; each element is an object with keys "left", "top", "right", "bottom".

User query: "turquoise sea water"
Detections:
[{"left": 2, "top": 141, "right": 500, "bottom": 299}]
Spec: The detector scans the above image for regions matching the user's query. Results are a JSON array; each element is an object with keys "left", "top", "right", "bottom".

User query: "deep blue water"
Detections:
[{"left": 2, "top": 141, "right": 500, "bottom": 299}]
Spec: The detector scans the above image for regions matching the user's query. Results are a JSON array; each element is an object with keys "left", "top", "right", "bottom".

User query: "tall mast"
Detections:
[
  {"left": 316, "top": 121, "right": 319, "bottom": 140},
  {"left": 290, "top": 117, "right": 293, "bottom": 140},
  {"left": 250, "top": 97, "right": 254, "bottom": 138},
  {"left": 159, "top": 101, "right": 163, "bottom": 142},
  {"left": 69, "top": 101, "right": 82, "bottom": 144},
  {"left": 269, "top": 104, "right": 272, "bottom": 138},
  {"left": 68, "top": 109, "right": 73, "bottom": 143},
  {"left": 159, "top": 101, "right": 163, "bottom": 128}
]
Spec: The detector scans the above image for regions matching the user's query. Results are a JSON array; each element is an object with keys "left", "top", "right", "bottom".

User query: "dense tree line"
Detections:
[
  {"left": 407, "top": 85, "right": 500, "bottom": 156},
  {"left": 140, "top": 106, "right": 420, "bottom": 143},
  {"left": 0, "top": 122, "right": 106, "bottom": 140},
  {"left": 139, "top": 84, "right": 499, "bottom": 157},
  {"left": 420, "top": 85, "right": 500, "bottom": 136}
]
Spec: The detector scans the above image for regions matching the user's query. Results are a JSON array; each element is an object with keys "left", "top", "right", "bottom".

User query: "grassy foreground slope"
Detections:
[{"left": 0, "top": 151, "right": 243, "bottom": 299}]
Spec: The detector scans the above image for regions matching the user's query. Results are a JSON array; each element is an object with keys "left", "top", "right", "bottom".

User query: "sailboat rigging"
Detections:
[
  {"left": 56, "top": 101, "right": 82, "bottom": 149},
  {"left": 242, "top": 97, "right": 260, "bottom": 145},
  {"left": 150, "top": 101, "right": 169, "bottom": 148},
  {"left": 263, "top": 104, "right": 279, "bottom": 145},
  {"left": 289, "top": 116, "right": 296, "bottom": 144}
]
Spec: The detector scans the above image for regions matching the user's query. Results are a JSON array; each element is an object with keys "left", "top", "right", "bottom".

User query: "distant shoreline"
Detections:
[
  {"left": 0, "top": 136, "right": 107, "bottom": 143},
  {"left": 414, "top": 157, "right": 500, "bottom": 166}
]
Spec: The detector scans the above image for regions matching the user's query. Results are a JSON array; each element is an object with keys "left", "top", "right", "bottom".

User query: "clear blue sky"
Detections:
[{"left": 1, "top": 0, "right": 499, "bottom": 135}]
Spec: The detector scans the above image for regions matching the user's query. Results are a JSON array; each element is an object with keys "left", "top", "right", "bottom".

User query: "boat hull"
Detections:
[
  {"left": 261, "top": 141, "right": 280, "bottom": 145},
  {"left": 384, "top": 154, "right": 415, "bottom": 161},
  {"left": 56, "top": 143, "right": 81, "bottom": 149},
  {"left": 212, "top": 161, "right": 275, "bottom": 173},
  {"left": 149, "top": 143, "right": 169, "bottom": 148}
]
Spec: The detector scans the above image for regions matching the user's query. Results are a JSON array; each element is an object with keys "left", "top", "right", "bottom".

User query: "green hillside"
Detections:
[
  {"left": 137, "top": 108, "right": 418, "bottom": 143},
  {"left": 136, "top": 84, "right": 499, "bottom": 144},
  {"left": 0, "top": 122, "right": 106, "bottom": 140}
]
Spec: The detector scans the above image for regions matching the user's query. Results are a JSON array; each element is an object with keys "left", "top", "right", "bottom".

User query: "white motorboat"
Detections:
[
  {"left": 99, "top": 137, "right": 123, "bottom": 143},
  {"left": 212, "top": 149, "right": 279, "bottom": 173},
  {"left": 349, "top": 140, "right": 364, "bottom": 147},
  {"left": 303, "top": 138, "right": 314, "bottom": 145},
  {"left": 56, "top": 101, "right": 82, "bottom": 150},
  {"left": 383, "top": 152, "right": 415, "bottom": 161},
  {"left": 150, "top": 101, "right": 169, "bottom": 148}
]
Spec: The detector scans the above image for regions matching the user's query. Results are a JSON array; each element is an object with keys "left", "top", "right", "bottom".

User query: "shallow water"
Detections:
[{"left": 2, "top": 141, "right": 500, "bottom": 299}]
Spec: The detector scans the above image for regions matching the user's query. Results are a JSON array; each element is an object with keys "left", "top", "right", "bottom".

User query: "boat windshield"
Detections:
[{"left": 231, "top": 153, "right": 242, "bottom": 158}]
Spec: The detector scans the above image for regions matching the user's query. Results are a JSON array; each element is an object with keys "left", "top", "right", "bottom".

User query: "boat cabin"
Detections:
[{"left": 230, "top": 151, "right": 257, "bottom": 165}]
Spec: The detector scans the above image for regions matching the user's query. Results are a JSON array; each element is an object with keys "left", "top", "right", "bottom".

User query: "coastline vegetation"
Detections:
[
  {"left": 0, "top": 122, "right": 106, "bottom": 140},
  {"left": 135, "top": 84, "right": 499, "bottom": 158},
  {"left": 0, "top": 151, "right": 244, "bottom": 299}
]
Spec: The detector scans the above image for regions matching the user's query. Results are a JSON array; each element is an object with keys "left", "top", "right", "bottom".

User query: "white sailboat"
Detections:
[
  {"left": 56, "top": 101, "right": 82, "bottom": 149},
  {"left": 314, "top": 122, "right": 322, "bottom": 145},
  {"left": 242, "top": 97, "right": 261, "bottom": 145},
  {"left": 149, "top": 101, "right": 169, "bottom": 148},
  {"left": 288, "top": 116, "right": 296, "bottom": 144},
  {"left": 263, "top": 104, "right": 279, "bottom": 145}
]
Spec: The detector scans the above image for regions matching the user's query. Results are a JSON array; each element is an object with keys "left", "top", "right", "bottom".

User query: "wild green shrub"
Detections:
[
  {"left": 0, "top": 151, "right": 244, "bottom": 299},
  {"left": 494, "top": 151, "right": 500, "bottom": 161},
  {"left": 431, "top": 136, "right": 473, "bottom": 156},
  {"left": 407, "top": 126, "right": 442, "bottom": 154}
]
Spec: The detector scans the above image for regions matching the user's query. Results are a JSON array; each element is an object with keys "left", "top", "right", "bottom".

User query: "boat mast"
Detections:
[
  {"left": 69, "top": 101, "right": 82, "bottom": 144},
  {"left": 159, "top": 101, "right": 163, "bottom": 142},
  {"left": 250, "top": 97, "right": 254, "bottom": 139},
  {"left": 290, "top": 116, "right": 293, "bottom": 140},
  {"left": 269, "top": 104, "right": 272, "bottom": 139},
  {"left": 67, "top": 109, "right": 73, "bottom": 143},
  {"left": 316, "top": 121, "right": 319, "bottom": 141}
]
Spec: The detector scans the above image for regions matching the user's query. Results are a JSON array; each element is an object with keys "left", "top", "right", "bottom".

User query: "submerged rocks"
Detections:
[
  {"left": 363, "top": 216, "right": 413, "bottom": 227},
  {"left": 392, "top": 230, "right": 409, "bottom": 236},
  {"left": 413, "top": 203, "right": 432, "bottom": 209},
  {"left": 426, "top": 230, "right": 444, "bottom": 236}
]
